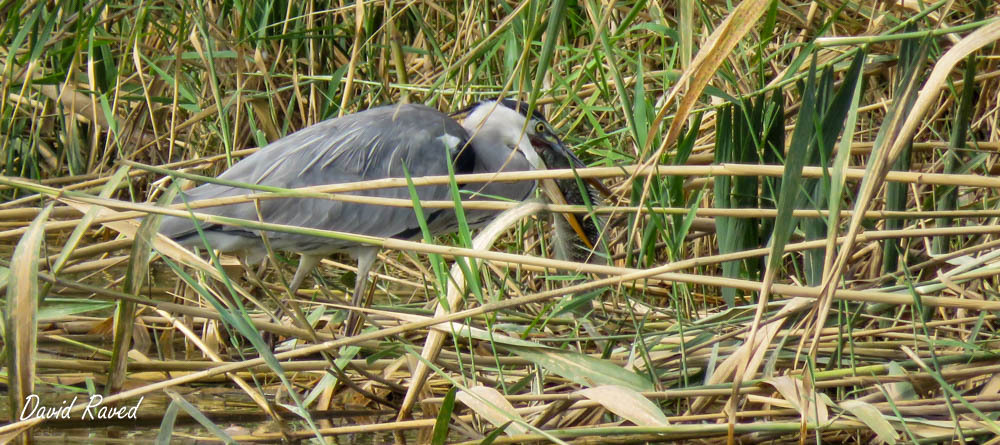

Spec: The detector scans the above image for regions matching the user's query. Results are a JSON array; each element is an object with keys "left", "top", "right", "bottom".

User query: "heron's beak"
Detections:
[
  {"left": 531, "top": 136, "right": 614, "bottom": 197},
  {"left": 540, "top": 178, "right": 595, "bottom": 250},
  {"left": 532, "top": 137, "right": 599, "bottom": 251}
]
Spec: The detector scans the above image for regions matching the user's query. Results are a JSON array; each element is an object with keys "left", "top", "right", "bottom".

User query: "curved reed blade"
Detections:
[
  {"left": 398, "top": 201, "right": 548, "bottom": 420},
  {"left": 5, "top": 202, "right": 53, "bottom": 443}
]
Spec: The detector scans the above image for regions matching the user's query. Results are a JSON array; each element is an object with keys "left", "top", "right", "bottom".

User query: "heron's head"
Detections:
[
  {"left": 460, "top": 99, "right": 586, "bottom": 171},
  {"left": 460, "top": 99, "right": 608, "bottom": 258}
]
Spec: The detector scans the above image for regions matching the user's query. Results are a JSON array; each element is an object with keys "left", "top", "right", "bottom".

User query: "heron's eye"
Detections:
[{"left": 534, "top": 122, "right": 546, "bottom": 135}]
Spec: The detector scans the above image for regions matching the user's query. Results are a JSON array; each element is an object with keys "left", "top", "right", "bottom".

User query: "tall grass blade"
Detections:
[
  {"left": 800, "top": 66, "right": 835, "bottom": 286},
  {"left": 722, "top": 56, "right": 820, "bottom": 425},
  {"left": 154, "top": 398, "right": 181, "bottom": 445},
  {"left": 431, "top": 387, "right": 458, "bottom": 445},
  {"left": 528, "top": 0, "right": 567, "bottom": 107},
  {"left": 402, "top": 163, "right": 449, "bottom": 304},
  {"left": 479, "top": 423, "right": 512, "bottom": 445},
  {"left": 107, "top": 183, "right": 178, "bottom": 394},
  {"left": 667, "top": 113, "right": 703, "bottom": 275},
  {"left": 716, "top": 95, "right": 770, "bottom": 306},
  {"left": 759, "top": 90, "right": 784, "bottom": 250},
  {"left": 934, "top": 2, "right": 985, "bottom": 255},
  {"left": 804, "top": 50, "right": 866, "bottom": 284},
  {"left": 4, "top": 202, "right": 52, "bottom": 444},
  {"left": 443, "top": 146, "right": 483, "bottom": 303},
  {"left": 883, "top": 34, "right": 926, "bottom": 276},
  {"left": 714, "top": 104, "right": 737, "bottom": 306},
  {"left": 826, "top": 52, "right": 867, "bottom": 277},
  {"left": 732, "top": 98, "right": 761, "bottom": 293}
]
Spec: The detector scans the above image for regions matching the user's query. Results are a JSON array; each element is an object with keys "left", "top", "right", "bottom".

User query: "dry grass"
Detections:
[{"left": 3, "top": 1, "right": 1000, "bottom": 443}]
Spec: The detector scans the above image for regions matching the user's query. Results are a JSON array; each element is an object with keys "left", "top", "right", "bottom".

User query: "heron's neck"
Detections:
[
  {"left": 462, "top": 103, "right": 524, "bottom": 146},
  {"left": 461, "top": 102, "right": 544, "bottom": 170}
]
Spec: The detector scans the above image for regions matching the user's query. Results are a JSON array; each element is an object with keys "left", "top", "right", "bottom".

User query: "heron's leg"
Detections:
[
  {"left": 288, "top": 254, "right": 323, "bottom": 296},
  {"left": 346, "top": 247, "right": 378, "bottom": 334},
  {"left": 271, "top": 253, "right": 323, "bottom": 332}
]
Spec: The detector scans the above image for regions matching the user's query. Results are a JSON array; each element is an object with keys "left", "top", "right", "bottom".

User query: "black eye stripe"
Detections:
[{"left": 497, "top": 98, "right": 548, "bottom": 122}]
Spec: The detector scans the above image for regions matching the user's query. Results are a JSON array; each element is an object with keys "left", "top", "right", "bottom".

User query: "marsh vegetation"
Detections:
[{"left": 2, "top": 1, "right": 1000, "bottom": 443}]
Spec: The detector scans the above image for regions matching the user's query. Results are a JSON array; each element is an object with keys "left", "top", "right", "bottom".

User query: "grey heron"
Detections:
[{"left": 158, "top": 99, "right": 593, "bottom": 329}]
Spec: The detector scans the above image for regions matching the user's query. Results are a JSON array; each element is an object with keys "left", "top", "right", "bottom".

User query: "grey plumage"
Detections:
[
  {"left": 161, "top": 104, "right": 534, "bottom": 255},
  {"left": 159, "top": 100, "right": 581, "bottom": 330}
]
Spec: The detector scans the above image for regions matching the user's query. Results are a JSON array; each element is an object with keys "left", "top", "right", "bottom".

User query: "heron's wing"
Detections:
[{"left": 159, "top": 104, "right": 474, "bottom": 252}]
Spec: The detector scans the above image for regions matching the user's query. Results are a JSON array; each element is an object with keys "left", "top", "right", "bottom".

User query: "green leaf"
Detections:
[
  {"left": 38, "top": 300, "right": 116, "bottom": 320},
  {"left": 579, "top": 385, "right": 670, "bottom": 426},
  {"left": 155, "top": 399, "right": 181, "bottom": 445},
  {"left": 504, "top": 345, "right": 654, "bottom": 392},
  {"left": 457, "top": 386, "right": 528, "bottom": 436},
  {"left": 432, "top": 387, "right": 458, "bottom": 445},
  {"left": 840, "top": 400, "right": 899, "bottom": 444},
  {"left": 767, "top": 55, "right": 819, "bottom": 273},
  {"left": 480, "top": 421, "right": 513, "bottom": 445}
]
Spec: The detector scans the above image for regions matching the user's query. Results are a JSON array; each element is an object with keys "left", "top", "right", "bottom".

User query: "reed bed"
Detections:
[{"left": 2, "top": 1, "right": 1000, "bottom": 443}]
